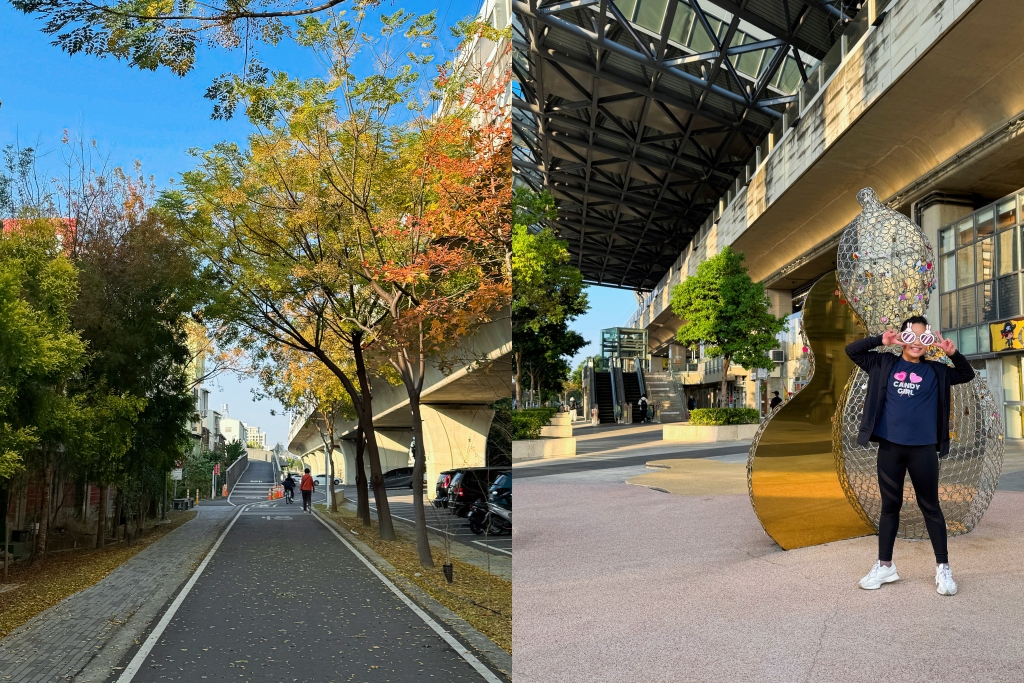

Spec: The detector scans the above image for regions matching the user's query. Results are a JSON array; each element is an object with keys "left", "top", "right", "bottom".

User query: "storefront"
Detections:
[{"left": 936, "top": 188, "right": 1024, "bottom": 438}]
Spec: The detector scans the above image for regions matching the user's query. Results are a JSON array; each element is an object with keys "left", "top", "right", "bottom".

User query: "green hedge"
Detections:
[
  {"left": 689, "top": 407, "right": 760, "bottom": 425},
  {"left": 512, "top": 407, "right": 559, "bottom": 440}
]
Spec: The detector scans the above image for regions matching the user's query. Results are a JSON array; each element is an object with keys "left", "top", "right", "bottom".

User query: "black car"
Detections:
[
  {"left": 434, "top": 469, "right": 460, "bottom": 507},
  {"left": 382, "top": 467, "right": 414, "bottom": 489},
  {"left": 448, "top": 468, "right": 510, "bottom": 517},
  {"left": 489, "top": 473, "right": 511, "bottom": 510}
]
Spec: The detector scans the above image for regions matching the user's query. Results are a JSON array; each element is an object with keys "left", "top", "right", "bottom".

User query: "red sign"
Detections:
[
  {"left": 214, "top": 463, "right": 221, "bottom": 476},
  {"left": 174, "top": 460, "right": 184, "bottom": 469}
]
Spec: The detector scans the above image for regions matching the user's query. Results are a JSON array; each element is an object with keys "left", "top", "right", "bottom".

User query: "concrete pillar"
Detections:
[
  {"left": 915, "top": 194, "right": 974, "bottom": 330},
  {"left": 375, "top": 429, "right": 414, "bottom": 475},
  {"left": 420, "top": 405, "right": 495, "bottom": 495},
  {"left": 337, "top": 440, "right": 358, "bottom": 485}
]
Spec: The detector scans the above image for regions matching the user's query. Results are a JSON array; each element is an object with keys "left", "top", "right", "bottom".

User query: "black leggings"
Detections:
[
  {"left": 877, "top": 439, "right": 948, "bottom": 564},
  {"left": 301, "top": 489, "right": 312, "bottom": 510}
]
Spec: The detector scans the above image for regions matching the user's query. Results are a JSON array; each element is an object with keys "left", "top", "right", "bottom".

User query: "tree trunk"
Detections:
[
  {"left": 113, "top": 493, "right": 122, "bottom": 542},
  {"left": 328, "top": 438, "right": 338, "bottom": 513},
  {"left": 407, "top": 391, "right": 434, "bottom": 567},
  {"left": 33, "top": 462, "right": 53, "bottom": 563},
  {"left": 351, "top": 333, "right": 396, "bottom": 541},
  {"left": 513, "top": 349, "right": 522, "bottom": 409},
  {"left": 95, "top": 484, "right": 107, "bottom": 549},
  {"left": 354, "top": 424, "right": 371, "bottom": 526},
  {"left": 720, "top": 356, "right": 731, "bottom": 408}
]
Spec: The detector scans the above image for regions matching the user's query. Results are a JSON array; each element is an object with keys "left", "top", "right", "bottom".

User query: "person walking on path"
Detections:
[
  {"left": 769, "top": 391, "right": 782, "bottom": 411},
  {"left": 300, "top": 468, "right": 315, "bottom": 513},
  {"left": 845, "top": 315, "right": 975, "bottom": 596},
  {"left": 282, "top": 472, "right": 296, "bottom": 504},
  {"left": 638, "top": 394, "right": 649, "bottom": 422}
]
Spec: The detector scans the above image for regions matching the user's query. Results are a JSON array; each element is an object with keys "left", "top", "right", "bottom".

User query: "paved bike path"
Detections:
[{"left": 123, "top": 462, "right": 494, "bottom": 682}]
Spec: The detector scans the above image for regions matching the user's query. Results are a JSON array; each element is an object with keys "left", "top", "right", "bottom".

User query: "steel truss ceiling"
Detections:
[{"left": 513, "top": 0, "right": 860, "bottom": 290}]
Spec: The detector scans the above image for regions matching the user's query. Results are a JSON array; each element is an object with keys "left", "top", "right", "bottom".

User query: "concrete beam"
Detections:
[{"left": 420, "top": 405, "right": 495, "bottom": 491}]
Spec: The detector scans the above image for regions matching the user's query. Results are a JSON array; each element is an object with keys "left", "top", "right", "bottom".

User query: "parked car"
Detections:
[
  {"left": 434, "top": 469, "right": 458, "bottom": 507},
  {"left": 367, "top": 467, "right": 415, "bottom": 489},
  {"left": 448, "top": 468, "right": 510, "bottom": 517},
  {"left": 314, "top": 474, "right": 341, "bottom": 487}
]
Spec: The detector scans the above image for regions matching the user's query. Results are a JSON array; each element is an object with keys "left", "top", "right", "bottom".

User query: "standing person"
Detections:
[
  {"left": 687, "top": 396, "right": 697, "bottom": 411},
  {"left": 769, "top": 391, "right": 783, "bottom": 411},
  {"left": 300, "top": 468, "right": 315, "bottom": 513},
  {"left": 638, "top": 394, "right": 649, "bottom": 423},
  {"left": 845, "top": 316, "right": 975, "bottom": 596},
  {"left": 281, "top": 472, "right": 296, "bottom": 504}
]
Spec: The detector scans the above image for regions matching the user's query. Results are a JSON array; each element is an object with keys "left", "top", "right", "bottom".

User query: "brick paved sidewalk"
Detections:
[{"left": 0, "top": 506, "right": 235, "bottom": 683}]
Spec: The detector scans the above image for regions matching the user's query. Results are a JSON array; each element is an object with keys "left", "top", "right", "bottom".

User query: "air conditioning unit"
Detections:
[{"left": 770, "top": 349, "right": 786, "bottom": 363}]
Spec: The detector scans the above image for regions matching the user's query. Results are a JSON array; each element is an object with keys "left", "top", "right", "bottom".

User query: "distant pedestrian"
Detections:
[
  {"left": 300, "top": 468, "right": 315, "bottom": 513},
  {"left": 687, "top": 396, "right": 697, "bottom": 411},
  {"left": 638, "top": 394, "right": 649, "bottom": 422},
  {"left": 769, "top": 391, "right": 782, "bottom": 411}
]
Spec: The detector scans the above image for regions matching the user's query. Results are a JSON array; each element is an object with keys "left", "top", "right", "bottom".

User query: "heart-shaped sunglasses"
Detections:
[{"left": 899, "top": 323, "right": 935, "bottom": 346}]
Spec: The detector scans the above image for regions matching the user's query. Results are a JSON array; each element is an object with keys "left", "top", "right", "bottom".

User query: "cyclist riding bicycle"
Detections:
[{"left": 282, "top": 472, "right": 296, "bottom": 504}]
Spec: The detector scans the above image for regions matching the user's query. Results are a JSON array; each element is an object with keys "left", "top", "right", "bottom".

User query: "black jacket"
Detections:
[{"left": 845, "top": 335, "right": 976, "bottom": 456}]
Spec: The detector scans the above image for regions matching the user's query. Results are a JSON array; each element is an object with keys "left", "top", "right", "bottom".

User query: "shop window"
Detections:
[
  {"left": 958, "top": 287, "right": 977, "bottom": 327},
  {"left": 1007, "top": 405, "right": 1024, "bottom": 440},
  {"left": 939, "top": 226, "right": 955, "bottom": 253},
  {"left": 999, "top": 274, "right": 1021, "bottom": 319},
  {"left": 979, "top": 282, "right": 996, "bottom": 323},
  {"left": 999, "top": 199, "right": 1016, "bottom": 229},
  {"left": 957, "top": 217, "right": 974, "bottom": 246},
  {"left": 976, "top": 208, "right": 995, "bottom": 237},
  {"left": 939, "top": 253, "right": 955, "bottom": 292},
  {"left": 940, "top": 292, "right": 957, "bottom": 329},
  {"left": 977, "top": 237, "right": 994, "bottom": 280},
  {"left": 957, "top": 247, "right": 975, "bottom": 288},
  {"left": 1003, "top": 356, "right": 1023, "bottom": 402},
  {"left": 999, "top": 228, "right": 1018, "bottom": 275},
  {"left": 959, "top": 327, "right": 977, "bottom": 355},
  {"left": 977, "top": 326, "right": 991, "bottom": 353}
]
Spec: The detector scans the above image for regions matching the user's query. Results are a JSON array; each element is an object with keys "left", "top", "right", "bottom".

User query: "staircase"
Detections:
[
  {"left": 620, "top": 372, "right": 644, "bottom": 423},
  {"left": 645, "top": 372, "right": 685, "bottom": 423},
  {"left": 593, "top": 371, "right": 616, "bottom": 423}
]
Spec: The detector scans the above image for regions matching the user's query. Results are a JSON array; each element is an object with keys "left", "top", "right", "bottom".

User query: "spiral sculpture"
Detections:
[{"left": 835, "top": 188, "right": 1004, "bottom": 539}]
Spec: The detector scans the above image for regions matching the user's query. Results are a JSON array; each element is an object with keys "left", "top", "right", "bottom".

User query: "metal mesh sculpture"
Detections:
[{"left": 835, "top": 188, "right": 1004, "bottom": 539}]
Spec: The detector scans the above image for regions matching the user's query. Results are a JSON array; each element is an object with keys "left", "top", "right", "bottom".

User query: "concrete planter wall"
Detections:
[
  {"left": 663, "top": 423, "right": 759, "bottom": 442},
  {"left": 512, "top": 437, "right": 577, "bottom": 462}
]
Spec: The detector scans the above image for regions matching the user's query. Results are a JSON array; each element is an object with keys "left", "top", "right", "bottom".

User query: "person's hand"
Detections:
[
  {"left": 881, "top": 329, "right": 902, "bottom": 346},
  {"left": 936, "top": 332, "right": 956, "bottom": 356}
]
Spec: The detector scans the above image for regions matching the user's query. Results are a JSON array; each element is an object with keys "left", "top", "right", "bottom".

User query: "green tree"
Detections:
[
  {"left": 670, "top": 246, "right": 787, "bottom": 407},
  {"left": 512, "top": 188, "right": 588, "bottom": 408}
]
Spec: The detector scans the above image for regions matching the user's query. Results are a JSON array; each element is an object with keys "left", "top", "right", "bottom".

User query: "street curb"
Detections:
[{"left": 314, "top": 510, "right": 512, "bottom": 679}]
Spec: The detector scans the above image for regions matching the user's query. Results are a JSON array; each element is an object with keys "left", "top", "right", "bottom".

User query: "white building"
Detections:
[
  {"left": 246, "top": 425, "right": 267, "bottom": 449},
  {"left": 219, "top": 417, "right": 247, "bottom": 448}
]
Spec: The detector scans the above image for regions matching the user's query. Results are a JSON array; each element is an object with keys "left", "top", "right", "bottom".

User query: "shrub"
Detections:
[
  {"left": 511, "top": 407, "right": 559, "bottom": 440},
  {"left": 689, "top": 407, "right": 760, "bottom": 425}
]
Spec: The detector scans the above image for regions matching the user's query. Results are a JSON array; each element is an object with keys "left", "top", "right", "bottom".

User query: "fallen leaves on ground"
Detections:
[
  {"left": 0, "top": 510, "right": 197, "bottom": 639},
  {"left": 318, "top": 505, "right": 512, "bottom": 653}
]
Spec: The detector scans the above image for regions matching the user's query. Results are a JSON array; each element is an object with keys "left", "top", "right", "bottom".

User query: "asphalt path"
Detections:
[
  {"left": 117, "top": 461, "right": 503, "bottom": 683},
  {"left": 512, "top": 443, "right": 751, "bottom": 479}
]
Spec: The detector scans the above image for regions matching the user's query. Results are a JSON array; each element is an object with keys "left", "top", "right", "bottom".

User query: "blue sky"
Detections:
[
  {"left": 568, "top": 287, "right": 639, "bottom": 369},
  {"left": 0, "top": 0, "right": 474, "bottom": 448}
]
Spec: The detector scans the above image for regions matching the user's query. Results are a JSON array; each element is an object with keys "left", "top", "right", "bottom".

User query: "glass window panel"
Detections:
[
  {"left": 940, "top": 253, "right": 956, "bottom": 292},
  {"left": 977, "top": 237, "right": 994, "bottom": 281},
  {"left": 615, "top": 0, "right": 638, "bottom": 20},
  {"left": 976, "top": 208, "right": 995, "bottom": 237},
  {"left": 999, "top": 228, "right": 1018, "bottom": 276},
  {"left": 959, "top": 326, "right": 977, "bottom": 355},
  {"left": 977, "top": 326, "right": 991, "bottom": 353},
  {"left": 1004, "top": 356, "right": 1023, "bottom": 403},
  {"left": 999, "top": 199, "right": 1016, "bottom": 229},
  {"left": 945, "top": 329, "right": 958, "bottom": 350},
  {"left": 668, "top": 2, "right": 695, "bottom": 44},
  {"left": 957, "top": 246, "right": 975, "bottom": 288},
  {"left": 940, "top": 292, "right": 957, "bottom": 330},
  {"left": 999, "top": 274, "right": 1020, "bottom": 319},
  {"left": 979, "top": 282, "right": 996, "bottom": 323},
  {"left": 1007, "top": 405, "right": 1024, "bottom": 440},
  {"left": 939, "top": 227, "right": 955, "bottom": 254},
  {"left": 689, "top": 16, "right": 718, "bottom": 52},
  {"left": 957, "top": 217, "right": 975, "bottom": 246},
  {"left": 736, "top": 35, "right": 762, "bottom": 76},
  {"left": 958, "top": 286, "right": 977, "bottom": 327},
  {"left": 635, "top": 0, "right": 668, "bottom": 32}
]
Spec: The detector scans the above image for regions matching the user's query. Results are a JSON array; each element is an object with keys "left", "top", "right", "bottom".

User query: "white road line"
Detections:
[
  {"left": 369, "top": 506, "right": 512, "bottom": 551},
  {"left": 117, "top": 504, "right": 250, "bottom": 683},
  {"left": 471, "top": 541, "right": 512, "bottom": 556},
  {"left": 312, "top": 511, "right": 503, "bottom": 683}
]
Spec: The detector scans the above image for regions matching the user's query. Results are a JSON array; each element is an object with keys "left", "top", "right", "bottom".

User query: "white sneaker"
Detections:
[
  {"left": 936, "top": 564, "right": 957, "bottom": 596},
  {"left": 859, "top": 561, "right": 899, "bottom": 589}
]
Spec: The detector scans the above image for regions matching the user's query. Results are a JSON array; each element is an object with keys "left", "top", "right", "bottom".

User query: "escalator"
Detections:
[
  {"left": 593, "top": 371, "right": 616, "bottom": 423},
  {"left": 620, "top": 372, "right": 644, "bottom": 423}
]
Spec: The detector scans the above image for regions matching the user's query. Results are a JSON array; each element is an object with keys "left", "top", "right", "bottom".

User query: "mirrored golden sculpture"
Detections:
[{"left": 747, "top": 273, "right": 876, "bottom": 550}]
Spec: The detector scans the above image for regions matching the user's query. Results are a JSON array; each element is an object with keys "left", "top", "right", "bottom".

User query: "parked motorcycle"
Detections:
[
  {"left": 468, "top": 488, "right": 512, "bottom": 535},
  {"left": 467, "top": 498, "right": 489, "bottom": 535}
]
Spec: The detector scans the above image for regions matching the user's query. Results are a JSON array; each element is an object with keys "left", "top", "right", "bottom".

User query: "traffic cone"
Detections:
[
  {"left": 267, "top": 488, "right": 273, "bottom": 500},
  {"left": 222, "top": 484, "right": 228, "bottom": 497}
]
